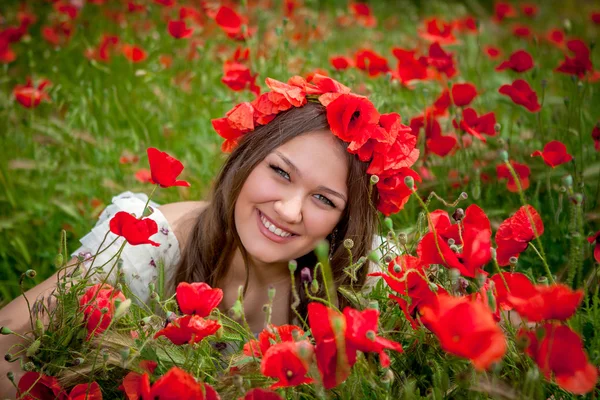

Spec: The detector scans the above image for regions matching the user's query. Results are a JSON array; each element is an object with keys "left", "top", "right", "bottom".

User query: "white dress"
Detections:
[{"left": 70, "top": 191, "right": 181, "bottom": 304}]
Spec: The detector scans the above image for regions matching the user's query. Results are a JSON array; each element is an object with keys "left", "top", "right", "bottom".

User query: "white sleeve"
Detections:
[
  {"left": 71, "top": 191, "right": 181, "bottom": 304},
  {"left": 363, "top": 234, "right": 400, "bottom": 294}
]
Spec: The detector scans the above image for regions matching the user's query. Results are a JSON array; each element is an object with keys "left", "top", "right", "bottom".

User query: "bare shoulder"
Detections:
[{"left": 158, "top": 201, "right": 209, "bottom": 246}]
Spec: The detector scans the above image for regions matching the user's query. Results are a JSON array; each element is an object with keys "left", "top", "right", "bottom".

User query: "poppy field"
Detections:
[{"left": 2, "top": 0, "right": 600, "bottom": 399}]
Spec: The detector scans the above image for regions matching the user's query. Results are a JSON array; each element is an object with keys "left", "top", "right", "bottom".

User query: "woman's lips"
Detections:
[{"left": 256, "top": 209, "right": 298, "bottom": 244}]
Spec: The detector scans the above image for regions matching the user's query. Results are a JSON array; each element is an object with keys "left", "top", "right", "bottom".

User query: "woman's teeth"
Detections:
[{"left": 260, "top": 213, "right": 293, "bottom": 238}]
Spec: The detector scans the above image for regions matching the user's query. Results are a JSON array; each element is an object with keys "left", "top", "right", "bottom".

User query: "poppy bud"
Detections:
[
  {"left": 25, "top": 269, "right": 36, "bottom": 279},
  {"left": 449, "top": 268, "right": 461, "bottom": 281},
  {"left": 452, "top": 208, "right": 465, "bottom": 221},
  {"left": 368, "top": 300, "right": 379, "bottom": 311},
  {"left": 384, "top": 254, "right": 393, "bottom": 263},
  {"left": 314, "top": 240, "right": 329, "bottom": 261},
  {"left": 34, "top": 319, "right": 44, "bottom": 338},
  {"left": 494, "top": 123, "right": 501, "bottom": 133},
  {"left": 288, "top": 260, "right": 297, "bottom": 273},
  {"left": 310, "top": 279, "right": 319, "bottom": 294},
  {"left": 490, "top": 247, "right": 497, "bottom": 259},
  {"left": 215, "top": 326, "right": 224, "bottom": 339},
  {"left": 387, "top": 231, "right": 395, "bottom": 240},
  {"left": 572, "top": 193, "right": 583, "bottom": 205},
  {"left": 381, "top": 369, "right": 394, "bottom": 385},
  {"left": 498, "top": 150, "right": 508, "bottom": 162},
  {"left": 404, "top": 175, "right": 414, "bottom": 189},
  {"left": 562, "top": 174, "right": 573, "bottom": 187},
  {"left": 384, "top": 217, "right": 393, "bottom": 230},
  {"left": 140, "top": 316, "right": 152, "bottom": 327},
  {"left": 114, "top": 299, "right": 132, "bottom": 321},
  {"left": 370, "top": 175, "right": 379, "bottom": 185},
  {"left": 23, "top": 362, "right": 35, "bottom": 371},
  {"left": 149, "top": 292, "right": 160, "bottom": 302},
  {"left": 397, "top": 233, "right": 407, "bottom": 245},
  {"left": 509, "top": 256, "right": 518, "bottom": 266},
  {"left": 1, "top": 327, "right": 13, "bottom": 335},
  {"left": 300, "top": 267, "right": 312, "bottom": 284},
  {"left": 447, "top": 238, "right": 456, "bottom": 246},
  {"left": 148, "top": 283, "right": 155, "bottom": 292},
  {"left": 537, "top": 276, "right": 548, "bottom": 285},
  {"left": 100, "top": 307, "right": 109, "bottom": 314},
  {"left": 393, "top": 264, "right": 401, "bottom": 273},
  {"left": 368, "top": 250, "right": 380, "bottom": 262},
  {"left": 343, "top": 238, "right": 354, "bottom": 249},
  {"left": 4, "top": 354, "right": 12, "bottom": 362},
  {"left": 54, "top": 253, "right": 64, "bottom": 268},
  {"left": 366, "top": 330, "right": 376, "bottom": 341},
  {"left": 428, "top": 282, "right": 439, "bottom": 292},
  {"left": 459, "top": 192, "right": 468, "bottom": 200},
  {"left": 6, "top": 371, "right": 14, "bottom": 383}
]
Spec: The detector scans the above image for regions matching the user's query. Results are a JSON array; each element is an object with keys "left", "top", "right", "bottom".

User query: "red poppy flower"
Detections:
[
  {"left": 496, "top": 160, "right": 531, "bottom": 193},
  {"left": 520, "top": 4, "right": 538, "bottom": 17},
  {"left": 222, "top": 61, "right": 260, "bottom": 96},
  {"left": 109, "top": 211, "right": 160, "bottom": 247},
  {"left": 244, "top": 324, "right": 305, "bottom": 357},
  {"left": 490, "top": 272, "right": 536, "bottom": 311},
  {"left": 419, "top": 18, "right": 456, "bottom": 44},
  {"left": 54, "top": 2, "right": 79, "bottom": 19},
  {"left": 391, "top": 48, "right": 429, "bottom": 86},
  {"left": 85, "top": 34, "right": 120, "bottom": 63},
  {"left": 134, "top": 168, "right": 154, "bottom": 184},
  {"left": 121, "top": 43, "right": 147, "bottom": 62},
  {"left": 176, "top": 282, "right": 223, "bottom": 317},
  {"left": 592, "top": 12, "right": 600, "bottom": 24},
  {"left": 330, "top": 55, "right": 354, "bottom": 70},
  {"left": 350, "top": 3, "right": 377, "bottom": 28},
  {"left": 214, "top": 6, "right": 254, "bottom": 40},
  {"left": 512, "top": 24, "right": 532, "bottom": 39},
  {"left": 121, "top": 367, "right": 219, "bottom": 399},
  {"left": 420, "top": 294, "right": 506, "bottom": 370},
  {"left": 17, "top": 372, "right": 66, "bottom": 400},
  {"left": 361, "top": 114, "right": 418, "bottom": 172},
  {"left": 593, "top": 124, "right": 600, "bottom": 152},
  {"left": 588, "top": 231, "right": 600, "bottom": 263},
  {"left": 507, "top": 283, "right": 583, "bottom": 322},
  {"left": 13, "top": 78, "right": 52, "bottom": 108},
  {"left": 495, "top": 49, "right": 534, "bottom": 73},
  {"left": 495, "top": 205, "right": 543, "bottom": 266},
  {"left": 168, "top": 19, "right": 194, "bottom": 39},
  {"left": 494, "top": 2, "right": 517, "bottom": 22},
  {"left": 376, "top": 168, "right": 421, "bottom": 216},
  {"left": 453, "top": 108, "right": 496, "bottom": 142},
  {"left": 261, "top": 341, "right": 314, "bottom": 389},
  {"left": 484, "top": 45, "right": 502, "bottom": 60},
  {"left": 531, "top": 140, "right": 573, "bottom": 167},
  {"left": 41, "top": 22, "right": 74, "bottom": 47},
  {"left": 426, "top": 42, "right": 457, "bottom": 78},
  {"left": 555, "top": 39, "right": 593, "bottom": 78},
  {"left": 266, "top": 78, "right": 306, "bottom": 107},
  {"left": 79, "top": 283, "right": 126, "bottom": 340},
  {"left": 498, "top": 79, "right": 541, "bottom": 112},
  {"left": 0, "top": 39, "right": 16, "bottom": 63},
  {"left": 154, "top": 314, "right": 221, "bottom": 345},
  {"left": 520, "top": 324, "right": 598, "bottom": 394},
  {"left": 147, "top": 147, "right": 190, "bottom": 188},
  {"left": 68, "top": 382, "right": 102, "bottom": 400},
  {"left": 452, "top": 16, "right": 478, "bottom": 33},
  {"left": 326, "top": 93, "right": 379, "bottom": 144},
  {"left": 546, "top": 28, "right": 565, "bottom": 48},
  {"left": 243, "top": 388, "right": 283, "bottom": 400},
  {"left": 354, "top": 49, "right": 390, "bottom": 77},
  {"left": 212, "top": 102, "right": 255, "bottom": 151},
  {"left": 451, "top": 82, "right": 477, "bottom": 107}
]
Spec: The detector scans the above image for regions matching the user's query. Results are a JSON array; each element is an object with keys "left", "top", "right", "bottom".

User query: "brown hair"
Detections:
[{"left": 169, "top": 102, "right": 379, "bottom": 324}]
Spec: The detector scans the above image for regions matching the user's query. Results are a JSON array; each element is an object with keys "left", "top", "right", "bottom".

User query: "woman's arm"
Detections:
[{"left": 0, "top": 258, "right": 79, "bottom": 398}]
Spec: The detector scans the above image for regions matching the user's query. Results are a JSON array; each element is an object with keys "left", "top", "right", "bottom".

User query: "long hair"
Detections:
[{"left": 169, "top": 102, "right": 379, "bottom": 323}]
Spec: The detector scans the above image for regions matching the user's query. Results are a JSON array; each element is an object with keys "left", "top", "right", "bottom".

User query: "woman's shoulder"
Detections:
[{"left": 158, "top": 200, "right": 210, "bottom": 246}]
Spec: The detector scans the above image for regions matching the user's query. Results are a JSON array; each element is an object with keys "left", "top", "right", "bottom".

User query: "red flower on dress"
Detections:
[
  {"left": 17, "top": 372, "right": 66, "bottom": 400},
  {"left": 121, "top": 367, "right": 219, "bottom": 399},
  {"left": 425, "top": 42, "right": 457, "bottom": 78},
  {"left": 495, "top": 49, "right": 534, "bottom": 73},
  {"left": 588, "top": 231, "right": 600, "bottom": 263},
  {"left": 121, "top": 44, "right": 146, "bottom": 62},
  {"left": 520, "top": 324, "right": 598, "bottom": 394},
  {"left": 494, "top": 205, "right": 543, "bottom": 266},
  {"left": 260, "top": 341, "right": 314, "bottom": 389},
  {"left": 13, "top": 78, "right": 52, "bottom": 108},
  {"left": 498, "top": 79, "right": 541, "bottom": 112},
  {"left": 147, "top": 147, "right": 190, "bottom": 188},
  {"left": 79, "top": 283, "right": 126, "bottom": 340},
  {"left": 176, "top": 282, "right": 223, "bottom": 316},
  {"left": 420, "top": 293, "right": 506, "bottom": 370},
  {"left": 242, "top": 388, "right": 283, "bottom": 400},
  {"left": 109, "top": 211, "right": 160, "bottom": 247},
  {"left": 330, "top": 55, "right": 354, "bottom": 70},
  {"left": 222, "top": 61, "right": 260, "bottom": 96},
  {"left": 555, "top": 39, "right": 593, "bottom": 78},
  {"left": 326, "top": 93, "right": 380, "bottom": 144},
  {"left": 453, "top": 108, "right": 496, "bottom": 142},
  {"left": 354, "top": 49, "right": 390, "bottom": 77},
  {"left": 418, "top": 18, "right": 456, "bottom": 44},
  {"left": 154, "top": 314, "right": 221, "bottom": 345},
  {"left": 451, "top": 82, "right": 477, "bottom": 107},
  {"left": 167, "top": 19, "right": 194, "bottom": 39},
  {"left": 496, "top": 160, "right": 531, "bottom": 192},
  {"left": 531, "top": 140, "right": 573, "bottom": 167}
]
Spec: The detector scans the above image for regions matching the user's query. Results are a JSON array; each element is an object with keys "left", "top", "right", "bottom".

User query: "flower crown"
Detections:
[{"left": 211, "top": 74, "right": 421, "bottom": 215}]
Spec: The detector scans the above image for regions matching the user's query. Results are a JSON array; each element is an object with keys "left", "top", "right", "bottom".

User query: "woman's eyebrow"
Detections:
[{"left": 275, "top": 151, "right": 348, "bottom": 203}]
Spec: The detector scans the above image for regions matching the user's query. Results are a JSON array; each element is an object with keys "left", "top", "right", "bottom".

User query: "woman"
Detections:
[{"left": 0, "top": 74, "right": 417, "bottom": 395}]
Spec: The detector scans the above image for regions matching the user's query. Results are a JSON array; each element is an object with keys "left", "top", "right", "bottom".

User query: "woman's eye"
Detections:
[
  {"left": 269, "top": 164, "right": 290, "bottom": 181},
  {"left": 314, "top": 194, "right": 335, "bottom": 208}
]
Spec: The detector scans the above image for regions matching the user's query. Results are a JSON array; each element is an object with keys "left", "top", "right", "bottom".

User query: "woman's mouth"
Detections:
[{"left": 257, "top": 210, "right": 298, "bottom": 243}]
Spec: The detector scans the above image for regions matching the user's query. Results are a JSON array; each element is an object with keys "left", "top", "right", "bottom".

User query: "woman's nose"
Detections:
[{"left": 273, "top": 195, "right": 303, "bottom": 225}]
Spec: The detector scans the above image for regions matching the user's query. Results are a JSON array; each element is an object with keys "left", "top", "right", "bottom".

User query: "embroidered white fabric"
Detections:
[{"left": 70, "top": 191, "right": 180, "bottom": 304}]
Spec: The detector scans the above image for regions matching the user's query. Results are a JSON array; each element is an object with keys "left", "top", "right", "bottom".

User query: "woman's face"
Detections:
[{"left": 234, "top": 130, "right": 349, "bottom": 266}]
